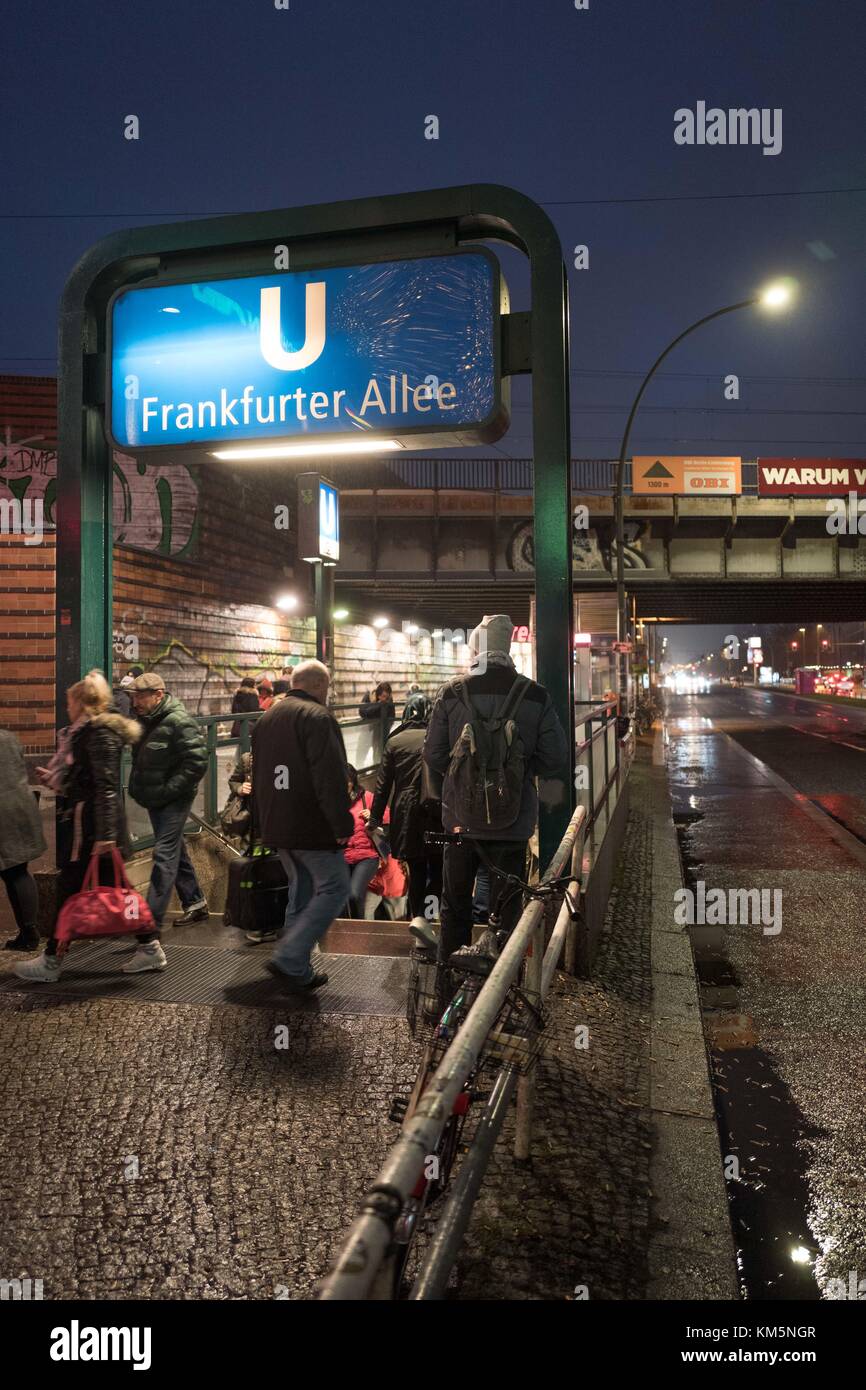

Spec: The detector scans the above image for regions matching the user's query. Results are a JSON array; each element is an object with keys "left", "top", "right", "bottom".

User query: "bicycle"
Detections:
[{"left": 372, "top": 833, "right": 572, "bottom": 1299}]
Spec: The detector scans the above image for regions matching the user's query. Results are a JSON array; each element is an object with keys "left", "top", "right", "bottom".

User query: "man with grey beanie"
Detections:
[{"left": 423, "top": 614, "right": 568, "bottom": 967}]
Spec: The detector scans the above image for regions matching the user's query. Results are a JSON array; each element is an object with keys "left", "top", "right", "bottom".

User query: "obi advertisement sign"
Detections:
[
  {"left": 108, "top": 250, "right": 508, "bottom": 454},
  {"left": 758, "top": 459, "right": 866, "bottom": 496},
  {"left": 632, "top": 456, "right": 742, "bottom": 495}
]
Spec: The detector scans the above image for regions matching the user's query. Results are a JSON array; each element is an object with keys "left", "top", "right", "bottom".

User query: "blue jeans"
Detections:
[
  {"left": 347, "top": 856, "right": 379, "bottom": 918},
  {"left": 146, "top": 801, "right": 204, "bottom": 933},
  {"left": 275, "top": 849, "right": 350, "bottom": 982}
]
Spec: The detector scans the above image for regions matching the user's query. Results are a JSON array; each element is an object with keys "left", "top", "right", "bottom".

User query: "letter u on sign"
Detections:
[{"left": 259, "top": 283, "right": 326, "bottom": 371}]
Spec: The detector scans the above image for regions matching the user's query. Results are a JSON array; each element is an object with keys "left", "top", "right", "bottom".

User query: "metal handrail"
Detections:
[{"left": 318, "top": 803, "right": 587, "bottom": 1302}]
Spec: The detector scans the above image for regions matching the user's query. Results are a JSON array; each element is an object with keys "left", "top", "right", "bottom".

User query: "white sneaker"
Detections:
[
  {"left": 409, "top": 916, "right": 439, "bottom": 950},
  {"left": 122, "top": 942, "right": 168, "bottom": 974},
  {"left": 14, "top": 951, "right": 62, "bottom": 983}
]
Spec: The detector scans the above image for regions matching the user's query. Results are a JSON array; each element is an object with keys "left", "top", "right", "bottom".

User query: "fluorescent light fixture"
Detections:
[
  {"left": 275, "top": 593, "right": 299, "bottom": 612},
  {"left": 432, "top": 629, "right": 443, "bottom": 639},
  {"left": 160, "top": 307, "right": 180, "bottom": 314},
  {"left": 211, "top": 439, "right": 403, "bottom": 461},
  {"left": 333, "top": 608, "right": 349, "bottom": 621},
  {"left": 451, "top": 632, "right": 464, "bottom": 644},
  {"left": 373, "top": 616, "right": 389, "bottom": 629},
  {"left": 404, "top": 623, "right": 419, "bottom": 636}
]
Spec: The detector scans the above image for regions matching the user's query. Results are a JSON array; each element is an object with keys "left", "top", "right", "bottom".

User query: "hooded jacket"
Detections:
[
  {"left": 128, "top": 694, "right": 207, "bottom": 811},
  {"left": 67, "top": 711, "right": 141, "bottom": 846},
  {"left": 422, "top": 653, "right": 569, "bottom": 840},
  {"left": 371, "top": 720, "right": 438, "bottom": 859}
]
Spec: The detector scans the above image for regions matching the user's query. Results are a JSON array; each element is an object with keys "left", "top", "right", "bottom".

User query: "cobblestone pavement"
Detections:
[
  {"left": 0, "top": 771, "right": 661, "bottom": 1302},
  {"left": 454, "top": 767, "right": 656, "bottom": 1300},
  {"left": 0, "top": 991, "right": 419, "bottom": 1300}
]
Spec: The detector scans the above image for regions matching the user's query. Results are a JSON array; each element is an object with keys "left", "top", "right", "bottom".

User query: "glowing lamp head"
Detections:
[{"left": 758, "top": 279, "right": 794, "bottom": 311}]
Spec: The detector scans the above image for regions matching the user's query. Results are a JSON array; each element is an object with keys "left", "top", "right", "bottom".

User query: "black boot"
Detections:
[{"left": 3, "top": 928, "right": 40, "bottom": 952}]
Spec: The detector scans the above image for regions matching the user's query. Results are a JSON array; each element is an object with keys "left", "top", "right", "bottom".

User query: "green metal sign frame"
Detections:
[{"left": 57, "top": 183, "right": 575, "bottom": 859}]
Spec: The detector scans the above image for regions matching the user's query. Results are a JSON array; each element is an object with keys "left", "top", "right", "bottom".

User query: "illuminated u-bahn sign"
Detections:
[{"left": 108, "top": 250, "right": 508, "bottom": 454}]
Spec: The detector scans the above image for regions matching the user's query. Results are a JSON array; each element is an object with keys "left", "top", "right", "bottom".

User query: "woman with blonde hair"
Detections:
[{"left": 15, "top": 669, "right": 145, "bottom": 982}]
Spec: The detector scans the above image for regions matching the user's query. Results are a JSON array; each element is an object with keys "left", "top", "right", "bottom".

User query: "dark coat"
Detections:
[
  {"left": 0, "top": 728, "right": 47, "bottom": 871},
  {"left": 370, "top": 721, "right": 438, "bottom": 859},
  {"left": 230, "top": 688, "right": 260, "bottom": 738},
  {"left": 423, "top": 655, "right": 569, "bottom": 840},
  {"left": 252, "top": 689, "right": 354, "bottom": 851},
  {"left": 358, "top": 695, "right": 395, "bottom": 739},
  {"left": 129, "top": 694, "right": 207, "bottom": 811},
  {"left": 66, "top": 711, "right": 141, "bottom": 850}
]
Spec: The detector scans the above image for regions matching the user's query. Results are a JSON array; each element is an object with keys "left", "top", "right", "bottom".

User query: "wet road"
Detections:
[{"left": 663, "top": 686, "right": 866, "bottom": 1299}]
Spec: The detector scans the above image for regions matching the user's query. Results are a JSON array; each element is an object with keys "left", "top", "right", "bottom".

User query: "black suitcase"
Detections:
[{"left": 226, "top": 845, "right": 289, "bottom": 934}]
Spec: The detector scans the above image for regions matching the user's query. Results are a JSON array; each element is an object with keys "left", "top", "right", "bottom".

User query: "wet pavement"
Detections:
[{"left": 665, "top": 686, "right": 866, "bottom": 1298}]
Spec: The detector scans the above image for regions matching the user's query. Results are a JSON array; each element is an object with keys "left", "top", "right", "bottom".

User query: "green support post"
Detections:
[{"left": 58, "top": 184, "right": 575, "bottom": 869}]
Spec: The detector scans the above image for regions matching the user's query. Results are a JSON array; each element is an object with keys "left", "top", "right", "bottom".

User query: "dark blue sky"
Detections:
[{"left": 2, "top": 0, "right": 864, "bottom": 457}]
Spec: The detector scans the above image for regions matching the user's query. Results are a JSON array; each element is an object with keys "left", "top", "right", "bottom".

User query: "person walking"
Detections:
[
  {"left": 423, "top": 614, "right": 568, "bottom": 968},
  {"left": 14, "top": 670, "right": 144, "bottom": 981},
  {"left": 344, "top": 764, "right": 389, "bottom": 918},
  {"left": 256, "top": 677, "right": 274, "bottom": 712},
  {"left": 230, "top": 676, "right": 260, "bottom": 737},
  {"left": 128, "top": 672, "right": 209, "bottom": 934},
  {"left": 369, "top": 693, "right": 442, "bottom": 947},
  {"left": 252, "top": 659, "right": 353, "bottom": 992},
  {"left": 0, "top": 728, "right": 47, "bottom": 952}
]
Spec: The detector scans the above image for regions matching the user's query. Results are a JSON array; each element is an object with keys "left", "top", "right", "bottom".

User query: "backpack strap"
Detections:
[
  {"left": 498, "top": 674, "right": 532, "bottom": 722},
  {"left": 451, "top": 678, "right": 476, "bottom": 718}
]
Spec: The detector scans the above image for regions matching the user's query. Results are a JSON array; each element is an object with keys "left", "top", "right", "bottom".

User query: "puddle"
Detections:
[{"left": 673, "top": 819, "right": 822, "bottom": 1300}]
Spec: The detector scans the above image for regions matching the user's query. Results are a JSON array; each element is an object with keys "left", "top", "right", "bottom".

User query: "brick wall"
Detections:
[{"left": 1, "top": 376, "right": 465, "bottom": 750}]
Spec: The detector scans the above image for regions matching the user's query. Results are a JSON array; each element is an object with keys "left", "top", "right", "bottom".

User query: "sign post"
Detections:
[
  {"left": 297, "top": 473, "right": 339, "bottom": 670},
  {"left": 58, "top": 184, "right": 574, "bottom": 863}
]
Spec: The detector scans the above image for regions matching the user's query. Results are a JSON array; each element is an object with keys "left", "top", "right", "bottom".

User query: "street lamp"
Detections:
[{"left": 614, "top": 280, "right": 795, "bottom": 710}]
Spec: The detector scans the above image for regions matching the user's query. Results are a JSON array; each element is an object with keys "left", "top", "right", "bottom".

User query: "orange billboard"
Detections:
[{"left": 631, "top": 456, "right": 742, "bottom": 495}]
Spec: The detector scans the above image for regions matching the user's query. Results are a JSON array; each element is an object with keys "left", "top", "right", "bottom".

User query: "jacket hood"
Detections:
[{"left": 90, "top": 711, "right": 141, "bottom": 744}]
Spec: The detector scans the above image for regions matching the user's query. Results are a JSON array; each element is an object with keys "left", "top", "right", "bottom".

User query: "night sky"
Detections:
[{"left": 2, "top": 0, "right": 864, "bottom": 460}]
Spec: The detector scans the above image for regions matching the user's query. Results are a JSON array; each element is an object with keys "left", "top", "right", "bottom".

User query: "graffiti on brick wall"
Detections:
[
  {"left": 506, "top": 519, "right": 650, "bottom": 573},
  {"left": 0, "top": 439, "right": 199, "bottom": 556}
]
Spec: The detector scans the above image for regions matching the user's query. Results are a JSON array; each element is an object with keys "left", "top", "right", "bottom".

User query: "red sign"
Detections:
[
  {"left": 511, "top": 625, "right": 531, "bottom": 643},
  {"left": 757, "top": 459, "right": 866, "bottom": 496},
  {"left": 613, "top": 640, "right": 633, "bottom": 654}
]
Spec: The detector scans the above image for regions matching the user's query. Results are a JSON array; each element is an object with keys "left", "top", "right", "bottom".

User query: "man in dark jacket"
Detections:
[
  {"left": 129, "top": 673, "right": 209, "bottom": 932},
  {"left": 252, "top": 658, "right": 353, "bottom": 992},
  {"left": 423, "top": 614, "right": 569, "bottom": 965}
]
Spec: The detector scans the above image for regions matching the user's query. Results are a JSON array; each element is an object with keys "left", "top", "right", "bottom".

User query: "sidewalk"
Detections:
[{"left": 453, "top": 746, "right": 737, "bottom": 1300}]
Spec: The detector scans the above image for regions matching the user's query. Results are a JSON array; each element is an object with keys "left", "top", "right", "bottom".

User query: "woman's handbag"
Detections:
[
  {"left": 220, "top": 792, "right": 251, "bottom": 837},
  {"left": 54, "top": 848, "right": 156, "bottom": 957},
  {"left": 368, "top": 854, "right": 408, "bottom": 899}
]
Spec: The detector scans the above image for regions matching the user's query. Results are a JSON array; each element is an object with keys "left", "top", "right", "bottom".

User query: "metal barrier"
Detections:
[
  {"left": 318, "top": 802, "right": 587, "bottom": 1302},
  {"left": 121, "top": 699, "right": 404, "bottom": 851},
  {"left": 574, "top": 699, "right": 632, "bottom": 840}
]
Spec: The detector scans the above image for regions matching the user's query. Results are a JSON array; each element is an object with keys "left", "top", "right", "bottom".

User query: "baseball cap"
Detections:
[{"left": 131, "top": 672, "right": 165, "bottom": 692}]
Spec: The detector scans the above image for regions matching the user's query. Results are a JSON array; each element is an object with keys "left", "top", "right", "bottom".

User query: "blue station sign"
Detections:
[{"left": 108, "top": 249, "right": 508, "bottom": 453}]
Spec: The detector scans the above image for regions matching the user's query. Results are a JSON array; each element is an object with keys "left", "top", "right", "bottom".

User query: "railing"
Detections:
[
  {"left": 121, "top": 699, "right": 407, "bottom": 851},
  {"left": 573, "top": 699, "right": 632, "bottom": 845},
  {"left": 318, "top": 803, "right": 587, "bottom": 1301}
]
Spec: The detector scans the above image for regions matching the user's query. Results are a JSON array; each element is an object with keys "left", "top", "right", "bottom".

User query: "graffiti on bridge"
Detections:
[{"left": 506, "top": 520, "right": 651, "bottom": 573}]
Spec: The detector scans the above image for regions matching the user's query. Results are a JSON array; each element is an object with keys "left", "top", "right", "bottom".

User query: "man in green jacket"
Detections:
[{"left": 128, "top": 673, "right": 209, "bottom": 965}]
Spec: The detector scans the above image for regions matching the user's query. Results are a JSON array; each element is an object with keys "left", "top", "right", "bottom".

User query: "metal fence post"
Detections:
[{"left": 514, "top": 915, "right": 545, "bottom": 1163}]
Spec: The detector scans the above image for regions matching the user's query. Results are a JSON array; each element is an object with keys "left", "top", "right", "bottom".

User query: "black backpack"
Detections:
[{"left": 444, "top": 675, "right": 531, "bottom": 833}]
